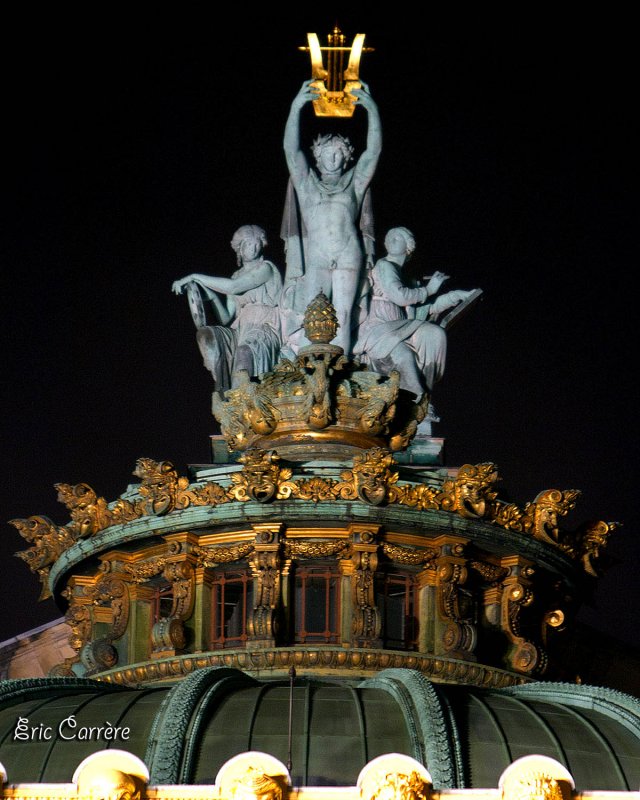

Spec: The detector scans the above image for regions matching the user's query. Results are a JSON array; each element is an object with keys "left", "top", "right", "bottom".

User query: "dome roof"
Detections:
[{"left": 1, "top": 669, "right": 638, "bottom": 790}]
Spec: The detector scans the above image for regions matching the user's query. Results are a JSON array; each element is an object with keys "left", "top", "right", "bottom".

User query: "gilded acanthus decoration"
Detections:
[
  {"left": 470, "top": 561, "right": 509, "bottom": 584},
  {"left": 11, "top": 515, "right": 75, "bottom": 599},
  {"left": 13, "top": 451, "right": 614, "bottom": 597},
  {"left": 284, "top": 539, "right": 350, "bottom": 559},
  {"left": 122, "top": 557, "right": 171, "bottom": 584},
  {"left": 382, "top": 542, "right": 437, "bottom": 566},
  {"left": 191, "top": 541, "right": 256, "bottom": 567}
]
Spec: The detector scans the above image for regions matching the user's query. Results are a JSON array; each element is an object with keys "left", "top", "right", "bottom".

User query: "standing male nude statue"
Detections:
[{"left": 283, "top": 79, "right": 382, "bottom": 355}]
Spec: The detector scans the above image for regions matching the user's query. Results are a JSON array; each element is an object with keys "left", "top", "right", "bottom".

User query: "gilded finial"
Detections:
[{"left": 303, "top": 292, "right": 339, "bottom": 343}]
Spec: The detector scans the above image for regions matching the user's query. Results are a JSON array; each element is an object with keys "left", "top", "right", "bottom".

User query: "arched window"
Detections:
[
  {"left": 294, "top": 563, "right": 341, "bottom": 644},
  {"left": 376, "top": 571, "right": 418, "bottom": 650},
  {"left": 210, "top": 569, "right": 253, "bottom": 649}
]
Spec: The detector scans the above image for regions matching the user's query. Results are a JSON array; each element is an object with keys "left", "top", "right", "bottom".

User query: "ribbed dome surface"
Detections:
[
  {"left": 1, "top": 670, "right": 639, "bottom": 790},
  {"left": 0, "top": 679, "right": 165, "bottom": 782}
]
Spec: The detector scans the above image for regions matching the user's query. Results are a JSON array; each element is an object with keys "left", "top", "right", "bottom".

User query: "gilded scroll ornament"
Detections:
[
  {"left": 248, "top": 550, "right": 282, "bottom": 641},
  {"left": 436, "top": 557, "right": 477, "bottom": 659},
  {"left": 502, "top": 580, "right": 547, "bottom": 675}
]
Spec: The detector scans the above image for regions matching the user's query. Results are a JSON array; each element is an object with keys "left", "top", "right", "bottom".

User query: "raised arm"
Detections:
[
  {"left": 172, "top": 261, "right": 272, "bottom": 298},
  {"left": 377, "top": 260, "right": 428, "bottom": 308},
  {"left": 352, "top": 81, "right": 382, "bottom": 192},
  {"left": 283, "top": 80, "right": 315, "bottom": 186}
]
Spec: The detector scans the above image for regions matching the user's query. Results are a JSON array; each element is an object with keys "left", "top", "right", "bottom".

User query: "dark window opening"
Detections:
[
  {"left": 152, "top": 584, "right": 173, "bottom": 623},
  {"left": 376, "top": 571, "right": 418, "bottom": 650},
  {"left": 211, "top": 570, "right": 253, "bottom": 649},
  {"left": 294, "top": 564, "right": 341, "bottom": 644}
]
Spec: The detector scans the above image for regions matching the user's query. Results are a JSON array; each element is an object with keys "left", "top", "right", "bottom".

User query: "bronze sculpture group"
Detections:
[{"left": 173, "top": 81, "right": 479, "bottom": 407}]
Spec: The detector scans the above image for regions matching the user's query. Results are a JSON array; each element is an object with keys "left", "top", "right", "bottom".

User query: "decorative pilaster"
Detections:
[
  {"left": 434, "top": 539, "right": 477, "bottom": 661},
  {"left": 247, "top": 523, "right": 285, "bottom": 647},
  {"left": 151, "top": 561, "right": 195, "bottom": 658},
  {"left": 346, "top": 524, "right": 381, "bottom": 648}
]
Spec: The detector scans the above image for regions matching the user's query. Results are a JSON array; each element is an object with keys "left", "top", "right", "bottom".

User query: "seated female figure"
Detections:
[{"left": 172, "top": 225, "right": 282, "bottom": 391}]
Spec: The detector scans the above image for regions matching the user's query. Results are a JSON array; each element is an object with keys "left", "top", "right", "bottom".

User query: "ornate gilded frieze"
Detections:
[{"left": 12, "top": 450, "right": 615, "bottom": 599}]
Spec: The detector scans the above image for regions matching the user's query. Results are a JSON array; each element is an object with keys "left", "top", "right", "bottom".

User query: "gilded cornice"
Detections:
[
  {"left": 93, "top": 645, "right": 527, "bottom": 688},
  {"left": 11, "top": 450, "right": 616, "bottom": 599}
]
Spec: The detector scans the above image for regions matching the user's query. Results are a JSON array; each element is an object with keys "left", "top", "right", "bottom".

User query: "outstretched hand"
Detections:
[
  {"left": 425, "top": 270, "right": 449, "bottom": 296},
  {"left": 172, "top": 276, "right": 196, "bottom": 295}
]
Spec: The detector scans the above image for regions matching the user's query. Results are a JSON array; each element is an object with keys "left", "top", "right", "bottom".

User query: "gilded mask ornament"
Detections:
[
  {"left": 524, "top": 489, "right": 580, "bottom": 544},
  {"left": 229, "top": 449, "right": 292, "bottom": 503},
  {"left": 343, "top": 447, "right": 398, "bottom": 505},
  {"left": 441, "top": 463, "right": 498, "bottom": 518}
]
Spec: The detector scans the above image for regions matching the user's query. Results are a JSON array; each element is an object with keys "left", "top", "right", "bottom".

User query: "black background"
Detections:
[{"left": 2, "top": 11, "right": 637, "bottom": 650}]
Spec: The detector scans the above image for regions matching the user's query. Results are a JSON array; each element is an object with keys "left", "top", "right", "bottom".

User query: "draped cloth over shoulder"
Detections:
[{"left": 197, "top": 260, "right": 282, "bottom": 392}]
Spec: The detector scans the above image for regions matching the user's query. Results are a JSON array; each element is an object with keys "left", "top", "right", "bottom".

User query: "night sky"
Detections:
[{"left": 2, "top": 13, "right": 637, "bottom": 651}]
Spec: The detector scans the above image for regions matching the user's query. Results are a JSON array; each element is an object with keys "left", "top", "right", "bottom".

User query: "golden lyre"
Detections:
[{"left": 299, "top": 27, "right": 373, "bottom": 117}]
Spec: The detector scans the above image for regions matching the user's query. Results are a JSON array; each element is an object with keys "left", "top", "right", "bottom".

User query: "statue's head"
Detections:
[
  {"left": 384, "top": 227, "right": 416, "bottom": 259},
  {"left": 231, "top": 225, "right": 268, "bottom": 265},
  {"left": 312, "top": 134, "right": 354, "bottom": 174}
]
